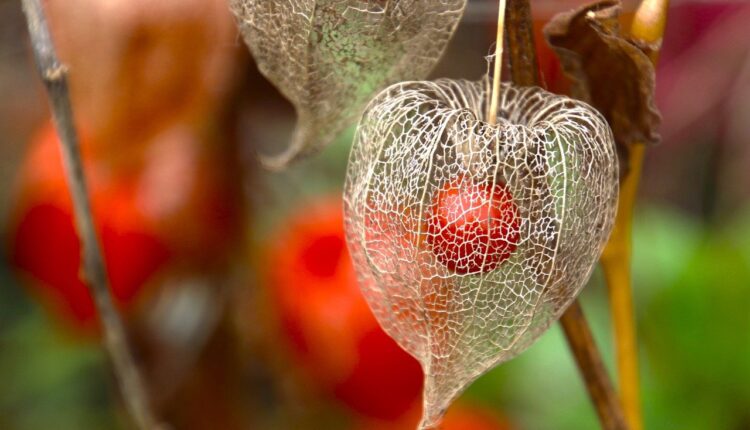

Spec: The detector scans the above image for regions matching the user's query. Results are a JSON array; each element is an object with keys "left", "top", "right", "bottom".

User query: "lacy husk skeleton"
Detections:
[
  {"left": 230, "top": 0, "right": 467, "bottom": 169},
  {"left": 344, "top": 78, "right": 618, "bottom": 428}
]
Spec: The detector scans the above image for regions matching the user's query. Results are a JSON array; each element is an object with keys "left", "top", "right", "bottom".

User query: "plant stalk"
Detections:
[
  {"left": 20, "top": 1, "right": 163, "bottom": 428},
  {"left": 504, "top": 1, "right": 627, "bottom": 428},
  {"left": 601, "top": 1, "right": 669, "bottom": 429},
  {"left": 487, "top": 0, "right": 507, "bottom": 126},
  {"left": 560, "top": 302, "right": 628, "bottom": 430},
  {"left": 505, "top": 0, "right": 539, "bottom": 87},
  {"left": 601, "top": 143, "right": 645, "bottom": 430}
]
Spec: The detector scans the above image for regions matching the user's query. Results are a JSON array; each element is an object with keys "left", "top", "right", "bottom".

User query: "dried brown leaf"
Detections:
[
  {"left": 543, "top": 0, "right": 661, "bottom": 172},
  {"left": 230, "top": 0, "right": 467, "bottom": 169}
]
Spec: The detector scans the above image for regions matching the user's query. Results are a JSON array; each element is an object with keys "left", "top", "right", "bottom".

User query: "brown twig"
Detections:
[
  {"left": 504, "top": 1, "right": 627, "bottom": 429},
  {"left": 20, "top": 1, "right": 163, "bottom": 429},
  {"left": 505, "top": 0, "right": 540, "bottom": 87},
  {"left": 560, "top": 302, "right": 628, "bottom": 430}
]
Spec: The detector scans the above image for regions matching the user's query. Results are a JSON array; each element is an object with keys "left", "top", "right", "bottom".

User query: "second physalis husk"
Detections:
[
  {"left": 229, "top": 0, "right": 467, "bottom": 169},
  {"left": 343, "top": 78, "right": 619, "bottom": 429}
]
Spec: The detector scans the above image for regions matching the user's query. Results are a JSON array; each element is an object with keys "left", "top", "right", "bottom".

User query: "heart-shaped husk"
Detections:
[
  {"left": 229, "top": 0, "right": 467, "bottom": 169},
  {"left": 343, "top": 78, "right": 618, "bottom": 429}
]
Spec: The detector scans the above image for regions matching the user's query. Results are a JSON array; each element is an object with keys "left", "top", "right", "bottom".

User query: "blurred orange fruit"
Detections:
[
  {"left": 7, "top": 122, "right": 242, "bottom": 332},
  {"left": 265, "top": 197, "right": 424, "bottom": 420}
]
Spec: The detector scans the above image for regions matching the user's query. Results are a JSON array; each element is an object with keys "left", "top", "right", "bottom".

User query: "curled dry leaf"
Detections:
[
  {"left": 229, "top": 0, "right": 467, "bottom": 169},
  {"left": 343, "top": 78, "right": 619, "bottom": 428},
  {"left": 543, "top": 0, "right": 661, "bottom": 174}
]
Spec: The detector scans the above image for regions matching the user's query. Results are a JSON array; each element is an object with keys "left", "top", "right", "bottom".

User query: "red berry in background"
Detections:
[
  {"left": 7, "top": 123, "right": 242, "bottom": 332},
  {"left": 8, "top": 125, "right": 164, "bottom": 329},
  {"left": 266, "top": 197, "right": 423, "bottom": 420},
  {"left": 426, "top": 177, "right": 521, "bottom": 275}
]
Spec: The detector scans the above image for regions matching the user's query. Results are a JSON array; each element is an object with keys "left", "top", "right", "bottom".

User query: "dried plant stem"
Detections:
[
  {"left": 487, "top": 0, "right": 507, "bottom": 126},
  {"left": 601, "top": 143, "right": 645, "bottom": 430},
  {"left": 560, "top": 302, "right": 627, "bottom": 430},
  {"left": 505, "top": 0, "right": 539, "bottom": 87},
  {"left": 558, "top": 302, "right": 627, "bottom": 430},
  {"left": 504, "top": 1, "right": 627, "bottom": 428},
  {"left": 601, "top": 2, "right": 669, "bottom": 429},
  {"left": 20, "top": 1, "right": 162, "bottom": 429}
]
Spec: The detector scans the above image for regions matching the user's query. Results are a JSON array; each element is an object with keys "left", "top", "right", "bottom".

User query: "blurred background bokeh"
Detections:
[{"left": 0, "top": 0, "right": 748, "bottom": 429}]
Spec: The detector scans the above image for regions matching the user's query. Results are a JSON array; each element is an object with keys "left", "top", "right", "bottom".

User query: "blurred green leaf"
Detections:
[
  {"left": 632, "top": 206, "right": 702, "bottom": 304},
  {"left": 0, "top": 270, "right": 121, "bottom": 430},
  {"left": 641, "top": 219, "right": 750, "bottom": 430}
]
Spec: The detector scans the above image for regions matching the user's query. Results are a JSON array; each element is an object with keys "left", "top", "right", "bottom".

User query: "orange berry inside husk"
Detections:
[{"left": 426, "top": 178, "right": 521, "bottom": 275}]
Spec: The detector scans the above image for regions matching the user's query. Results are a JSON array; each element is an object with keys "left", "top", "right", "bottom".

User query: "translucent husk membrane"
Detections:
[
  {"left": 343, "top": 78, "right": 618, "bottom": 429},
  {"left": 229, "top": 0, "right": 467, "bottom": 169}
]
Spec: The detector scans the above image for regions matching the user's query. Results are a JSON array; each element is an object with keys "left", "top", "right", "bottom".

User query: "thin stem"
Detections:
[
  {"left": 631, "top": 0, "right": 670, "bottom": 53},
  {"left": 601, "top": 250, "right": 639, "bottom": 430},
  {"left": 487, "top": 0, "right": 507, "bottom": 126},
  {"left": 560, "top": 303, "right": 628, "bottom": 430},
  {"left": 505, "top": 0, "right": 539, "bottom": 87},
  {"left": 600, "top": 2, "right": 669, "bottom": 429},
  {"left": 601, "top": 143, "right": 645, "bottom": 430},
  {"left": 20, "top": 1, "right": 162, "bottom": 429},
  {"left": 504, "top": 1, "right": 628, "bottom": 428}
]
